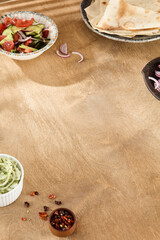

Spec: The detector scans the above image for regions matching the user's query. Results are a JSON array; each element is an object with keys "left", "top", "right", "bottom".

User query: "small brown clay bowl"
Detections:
[
  {"left": 142, "top": 57, "right": 160, "bottom": 101},
  {"left": 49, "top": 208, "right": 76, "bottom": 238}
]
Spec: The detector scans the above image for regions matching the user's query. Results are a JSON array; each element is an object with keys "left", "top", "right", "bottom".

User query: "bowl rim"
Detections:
[
  {"left": 49, "top": 207, "right": 76, "bottom": 232},
  {"left": 0, "top": 11, "right": 58, "bottom": 57},
  {"left": 0, "top": 153, "right": 24, "bottom": 197}
]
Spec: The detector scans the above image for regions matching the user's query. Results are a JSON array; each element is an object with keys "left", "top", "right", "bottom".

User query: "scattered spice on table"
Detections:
[
  {"left": 55, "top": 200, "right": 62, "bottom": 205},
  {"left": 24, "top": 201, "right": 30, "bottom": 207},
  {"left": 49, "top": 193, "right": 56, "bottom": 199},
  {"left": 21, "top": 217, "right": 27, "bottom": 221},
  {"left": 44, "top": 206, "right": 49, "bottom": 212},
  {"left": 27, "top": 210, "right": 30, "bottom": 214},
  {"left": 50, "top": 210, "right": 74, "bottom": 231},
  {"left": 39, "top": 212, "right": 48, "bottom": 221},
  {"left": 30, "top": 191, "right": 39, "bottom": 196}
]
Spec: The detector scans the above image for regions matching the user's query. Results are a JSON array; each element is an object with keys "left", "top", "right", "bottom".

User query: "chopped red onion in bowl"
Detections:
[
  {"left": 155, "top": 70, "right": 160, "bottom": 78},
  {"left": 149, "top": 77, "right": 160, "bottom": 92}
]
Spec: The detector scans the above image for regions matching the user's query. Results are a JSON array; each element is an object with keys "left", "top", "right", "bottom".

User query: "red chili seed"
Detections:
[{"left": 21, "top": 217, "right": 26, "bottom": 221}]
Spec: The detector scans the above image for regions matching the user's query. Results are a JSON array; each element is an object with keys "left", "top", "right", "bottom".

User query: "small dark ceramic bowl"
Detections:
[
  {"left": 142, "top": 57, "right": 160, "bottom": 101},
  {"left": 49, "top": 208, "right": 76, "bottom": 238}
]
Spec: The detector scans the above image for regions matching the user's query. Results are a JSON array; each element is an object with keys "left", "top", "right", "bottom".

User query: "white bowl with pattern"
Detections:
[{"left": 0, "top": 11, "right": 58, "bottom": 60}]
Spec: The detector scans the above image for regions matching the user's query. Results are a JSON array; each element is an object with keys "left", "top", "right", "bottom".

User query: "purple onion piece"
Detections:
[
  {"left": 149, "top": 77, "right": 160, "bottom": 91},
  {"left": 72, "top": 51, "right": 84, "bottom": 63},
  {"left": 60, "top": 43, "right": 68, "bottom": 55},
  {"left": 18, "top": 30, "right": 27, "bottom": 39},
  {"left": 18, "top": 37, "right": 31, "bottom": 42},
  {"left": 155, "top": 70, "right": 160, "bottom": 78},
  {"left": 56, "top": 50, "right": 70, "bottom": 58}
]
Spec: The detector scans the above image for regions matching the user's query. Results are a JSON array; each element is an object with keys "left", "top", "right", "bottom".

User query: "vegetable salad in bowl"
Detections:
[
  {"left": 0, "top": 16, "right": 50, "bottom": 53},
  {"left": 0, "top": 11, "right": 58, "bottom": 60}
]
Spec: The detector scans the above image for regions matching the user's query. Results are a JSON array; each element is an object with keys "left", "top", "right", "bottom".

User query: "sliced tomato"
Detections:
[
  {"left": 24, "top": 49, "right": 32, "bottom": 53},
  {"left": 42, "top": 30, "right": 49, "bottom": 39},
  {"left": 13, "top": 18, "right": 18, "bottom": 25},
  {"left": 25, "top": 39, "right": 32, "bottom": 46},
  {"left": 16, "top": 18, "right": 34, "bottom": 28},
  {"left": 2, "top": 40, "right": 14, "bottom": 52},
  {"left": 13, "top": 33, "right": 19, "bottom": 42},
  {"left": 4, "top": 17, "right": 15, "bottom": 26},
  {"left": 0, "top": 23, "right": 5, "bottom": 34},
  {"left": 0, "top": 35, "right": 6, "bottom": 41}
]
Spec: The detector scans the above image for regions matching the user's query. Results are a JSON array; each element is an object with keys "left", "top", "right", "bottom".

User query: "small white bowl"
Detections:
[
  {"left": 0, "top": 154, "right": 24, "bottom": 207},
  {"left": 0, "top": 11, "right": 58, "bottom": 60}
]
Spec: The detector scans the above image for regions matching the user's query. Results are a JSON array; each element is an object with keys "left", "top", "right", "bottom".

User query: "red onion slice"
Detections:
[
  {"left": 18, "top": 30, "right": 27, "bottom": 39},
  {"left": 154, "top": 80, "right": 160, "bottom": 92},
  {"left": 149, "top": 76, "right": 160, "bottom": 91},
  {"left": 155, "top": 70, "right": 160, "bottom": 78},
  {"left": 18, "top": 37, "right": 31, "bottom": 42},
  {"left": 56, "top": 50, "right": 70, "bottom": 58},
  {"left": 59, "top": 43, "right": 68, "bottom": 55},
  {"left": 72, "top": 51, "right": 84, "bottom": 63}
]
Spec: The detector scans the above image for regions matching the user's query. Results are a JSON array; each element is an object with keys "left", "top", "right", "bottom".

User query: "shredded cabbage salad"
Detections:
[{"left": 0, "top": 157, "right": 21, "bottom": 194}]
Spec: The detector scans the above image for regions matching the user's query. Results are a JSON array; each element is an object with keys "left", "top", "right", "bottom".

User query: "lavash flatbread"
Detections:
[{"left": 85, "top": 0, "right": 160, "bottom": 37}]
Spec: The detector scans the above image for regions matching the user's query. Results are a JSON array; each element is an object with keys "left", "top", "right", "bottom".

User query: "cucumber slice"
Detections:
[
  {"left": 0, "top": 33, "right": 13, "bottom": 45},
  {"left": 19, "top": 44, "right": 37, "bottom": 52},
  {"left": 2, "top": 25, "right": 13, "bottom": 36}
]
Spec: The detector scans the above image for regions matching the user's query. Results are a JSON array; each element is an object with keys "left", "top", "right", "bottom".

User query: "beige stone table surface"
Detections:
[{"left": 1, "top": 0, "right": 160, "bottom": 240}]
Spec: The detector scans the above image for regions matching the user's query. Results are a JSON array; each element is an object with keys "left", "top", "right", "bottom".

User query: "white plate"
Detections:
[{"left": 81, "top": 0, "right": 160, "bottom": 43}]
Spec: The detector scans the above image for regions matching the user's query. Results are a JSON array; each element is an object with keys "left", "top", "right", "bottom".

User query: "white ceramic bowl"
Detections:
[
  {"left": 0, "top": 154, "right": 24, "bottom": 207},
  {"left": 0, "top": 11, "right": 58, "bottom": 60}
]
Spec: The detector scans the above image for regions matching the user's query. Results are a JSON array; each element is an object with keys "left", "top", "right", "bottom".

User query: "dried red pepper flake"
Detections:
[
  {"left": 24, "top": 201, "right": 30, "bottom": 207},
  {"left": 44, "top": 206, "right": 49, "bottom": 212},
  {"left": 49, "top": 194, "right": 56, "bottom": 199},
  {"left": 30, "top": 191, "right": 35, "bottom": 196},
  {"left": 21, "top": 217, "right": 27, "bottom": 221},
  {"left": 30, "top": 191, "right": 39, "bottom": 196},
  {"left": 55, "top": 200, "right": 62, "bottom": 205},
  {"left": 39, "top": 212, "right": 48, "bottom": 221}
]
